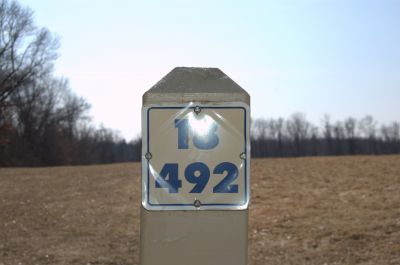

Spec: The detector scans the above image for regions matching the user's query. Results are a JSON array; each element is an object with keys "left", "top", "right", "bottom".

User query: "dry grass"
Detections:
[
  {"left": 0, "top": 156, "right": 399, "bottom": 265},
  {"left": 250, "top": 156, "right": 400, "bottom": 265}
]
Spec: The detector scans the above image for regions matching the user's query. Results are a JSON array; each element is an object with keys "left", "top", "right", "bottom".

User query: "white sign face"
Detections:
[{"left": 142, "top": 103, "right": 250, "bottom": 210}]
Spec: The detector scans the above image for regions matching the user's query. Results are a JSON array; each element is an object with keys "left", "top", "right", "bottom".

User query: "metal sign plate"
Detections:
[{"left": 142, "top": 103, "right": 250, "bottom": 210}]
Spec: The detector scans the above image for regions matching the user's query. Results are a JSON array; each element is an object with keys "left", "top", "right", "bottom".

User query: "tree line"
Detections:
[{"left": 251, "top": 113, "right": 400, "bottom": 158}]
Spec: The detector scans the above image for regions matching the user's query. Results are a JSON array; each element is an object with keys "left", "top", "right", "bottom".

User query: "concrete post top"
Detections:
[{"left": 143, "top": 67, "right": 250, "bottom": 105}]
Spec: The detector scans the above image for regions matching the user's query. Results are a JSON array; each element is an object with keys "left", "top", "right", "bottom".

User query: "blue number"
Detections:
[
  {"left": 156, "top": 162, "right": 239, "bottom": 194},
  {"left": 175, "top": 119, "right": 189, "bottom": 149},
  {"left": 175, "top": 118, "right": 219, "bottom": 150},
  {"left": 155, "top": 163, "right": 182, "bottom": 193},
  {"left": 185, "top": 162, "right": 210, "bottom": 193},
  {"left": 193, "top": 122, "right": 219, "bottom": 150},
  {"left": 213, "top": 162, "right": 239, "bottom": 193}
]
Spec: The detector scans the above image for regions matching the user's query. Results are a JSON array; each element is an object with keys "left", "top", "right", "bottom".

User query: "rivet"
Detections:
[
  {"left": 240, "top": 152, "right": 246, "bottom": 160},
  {"left": 194, "top": 106, "right": 201, "bottom": 115},
  {"left": 194, "top": 199, "right": 201, "bottom": 208},
  {"left": 145, "top": 152, "right": 152, "bottom": 160}
]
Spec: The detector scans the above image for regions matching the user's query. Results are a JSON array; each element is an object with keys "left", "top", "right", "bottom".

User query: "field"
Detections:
[{"left": 0, "top": 156, "right": 399, "bottom": 265}]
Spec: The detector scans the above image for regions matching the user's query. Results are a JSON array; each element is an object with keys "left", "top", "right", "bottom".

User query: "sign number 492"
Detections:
[{"left": 155, "top": 118, "right": 240, "bottom": 194}]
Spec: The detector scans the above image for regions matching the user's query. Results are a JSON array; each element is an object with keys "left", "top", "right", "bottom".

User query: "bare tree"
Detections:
[
  {"left": 286, "top": 112, "right": 310, "bottom": 155},
  {"left": 344, "top": 117, "right": 357, "bottom": 154},
  {"left": 0, "top": 0, "right": 142, "bottom": 166},
  {"left": 322, "top": 114, "right": 333, "bottom": 155},
  {"left": 0, "top": 0, "right": 59, "bottom": 150},
  {"left": 0, "top": 0, "right": 58, "bottom": 104},
  {"left": 287, "top": 113, "right": 310, "bottom": 139},
  {"left": 359, "top": 115, "right": 377, "bottom": 138},
  {"left": 381, "top": 122, "right": 400, "bottom": 153},
  {"left": 275, "top": 118, "right": 284, "bottom": 156},
  {"left": 9, "top": 75, "right": 89, "bottom": 165},
  {"left": 309, "top": 125, "right": 319, "bottom": 156},
  {"left": 359, "top": 115, "right": 377, "bottom": 154},
  {"left": 391, "top": 122, "right": 400, "bottom": 141},
  {"left": 332, "top": 121, "right": 345, "bottom": 155}
]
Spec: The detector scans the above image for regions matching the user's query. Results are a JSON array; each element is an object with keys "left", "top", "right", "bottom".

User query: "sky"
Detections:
[{"left": 18, "top": 0, "right": 400, "bottom": 140}]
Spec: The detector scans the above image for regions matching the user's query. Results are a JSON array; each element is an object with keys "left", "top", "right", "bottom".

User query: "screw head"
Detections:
[
  {"left": 194, "top": 199, "right": 201, "bottom": 208},
  {"left": 240, "top": 152, "right": 246, "bottom": 160},
  {"left": 145, "top": 152, "right": 152, "bottom": 160},
  {"left": 194, "top": 106, "right": 201, "bottom": 115}
]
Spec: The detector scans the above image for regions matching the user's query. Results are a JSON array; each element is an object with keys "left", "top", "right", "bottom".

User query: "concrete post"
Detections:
[{"left": 140, "top": 67, "right": 250, "bottom": 265}]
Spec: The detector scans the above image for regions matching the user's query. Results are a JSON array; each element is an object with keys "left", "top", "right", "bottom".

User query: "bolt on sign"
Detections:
[{"left": 142, "top": 103, "right": 250, "bottom": 210}]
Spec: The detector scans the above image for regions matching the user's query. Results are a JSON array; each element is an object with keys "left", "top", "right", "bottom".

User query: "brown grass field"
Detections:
[{"left": 0, "top": 156, "right": 399, "bottom": 265}]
